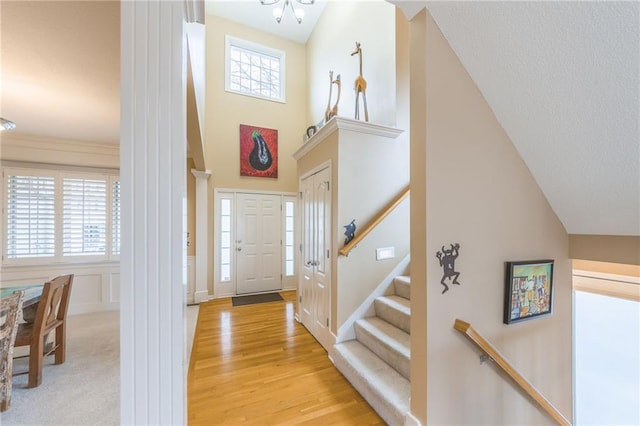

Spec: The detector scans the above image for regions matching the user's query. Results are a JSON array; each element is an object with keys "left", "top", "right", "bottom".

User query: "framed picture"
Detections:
[
  {"left": 239, "top": 124, "right": 278, "bottom": 178},
  {"left": 503, "top": 260, "right": 554, "bottom": 324}
]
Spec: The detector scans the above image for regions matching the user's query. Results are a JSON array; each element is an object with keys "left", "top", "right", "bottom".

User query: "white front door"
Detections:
[
  {"left": 300, "top": 166, "right": 332, "bottom": 349},
  {"left": 236, "top": 193, "right": 282, "bottom": 294}
]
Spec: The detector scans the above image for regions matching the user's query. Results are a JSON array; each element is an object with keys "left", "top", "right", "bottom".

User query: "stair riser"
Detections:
[
  {"left": 375, "top": 300, "right": 411, "bottom": 334},
  {"left": 355, "top": 323, "right": 410, "bottom": 380},
  {"left": 332, "top": 347, "right": 408, "bottom": 426},
  {"left": 393, "top": 278, "right": 411, "bottom": 300}
]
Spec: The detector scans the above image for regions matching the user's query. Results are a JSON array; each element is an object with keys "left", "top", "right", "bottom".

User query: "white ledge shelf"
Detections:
[{"left": 292, "top": 117, "right": 404, "bottom": 160}]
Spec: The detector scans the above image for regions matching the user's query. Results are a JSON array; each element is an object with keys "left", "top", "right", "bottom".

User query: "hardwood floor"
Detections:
[{"left": 188, "top": 291, "right": 384, "bottom": 425}]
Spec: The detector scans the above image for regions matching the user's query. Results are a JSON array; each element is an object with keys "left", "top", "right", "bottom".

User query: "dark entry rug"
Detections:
[{"left": 232, "top": 292, "right": 284, "bottom": 307}]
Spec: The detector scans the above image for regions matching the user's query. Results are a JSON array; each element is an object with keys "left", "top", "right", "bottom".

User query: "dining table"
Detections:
[{"left": 0, "top": 285, "right": 44, "bottom": 323}]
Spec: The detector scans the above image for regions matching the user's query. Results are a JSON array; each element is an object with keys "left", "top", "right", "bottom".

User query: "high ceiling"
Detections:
[
  {"left": 1, "top": 1, "right": 638, "bottom": 236},
  {"left": 424, "top": 1, "right": 639, "bottom": 236},
  {"left": 205, "top": 0, "right": 327, "bottom": 44}
]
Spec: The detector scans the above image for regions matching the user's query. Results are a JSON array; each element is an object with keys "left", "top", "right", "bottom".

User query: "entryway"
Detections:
[{"left": 214, "top": 190, "right": 297, "bottom": 298}]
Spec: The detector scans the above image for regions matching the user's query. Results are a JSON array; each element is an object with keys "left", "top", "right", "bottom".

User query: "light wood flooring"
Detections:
[{"left": 188, "top": 291, "right": 384, "bottom": 425}]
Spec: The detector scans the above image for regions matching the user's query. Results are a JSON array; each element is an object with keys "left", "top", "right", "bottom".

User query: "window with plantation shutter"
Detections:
[
  {"left": 112, "top": 179, "right": 121, "bottom": 255},
  {"left": 62, "top": 177, "right": 107, "bottom": 256},
  {"left": 5, "top": 173, "right": 56, "bottom": 259}
]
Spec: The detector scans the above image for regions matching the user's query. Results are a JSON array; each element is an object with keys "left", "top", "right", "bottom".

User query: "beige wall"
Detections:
[
  {"left": 410, "top": 9, "right": 573, "bottom": 425},
  {"left": 205, "top": 15, "right": 308, "bottom": 294},
  {"left": 187, "top": 158, "right": 196, "bottom": 257},
  {"left": 569, "top": 234, "right": 640, "bottom": 266},
  {"left": 305, "top": 0, "right": 396, "bottom": 127},
  {"left": 205, "top": 15, "right": 307, "bottom": 193}
]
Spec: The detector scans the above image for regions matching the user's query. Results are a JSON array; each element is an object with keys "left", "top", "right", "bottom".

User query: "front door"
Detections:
[
  {"left": 300, "top": 166, "right": 332, "bottom": 349},
  {"left": 236, "top": 193, "right": 282, "bottom": 294}
]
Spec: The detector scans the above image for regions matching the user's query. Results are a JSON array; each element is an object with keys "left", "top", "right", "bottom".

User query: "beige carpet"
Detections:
[{"left": 3, "top": 306, "right": 199, "bottom": 425}]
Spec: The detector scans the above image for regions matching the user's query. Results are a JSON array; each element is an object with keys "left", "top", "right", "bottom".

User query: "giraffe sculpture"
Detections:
[
  {"left": 324, "top": 70, "right": 341, "bottom": 124},
  {"left": 351, "top": 42, "right": 368, "bottom": 122}
]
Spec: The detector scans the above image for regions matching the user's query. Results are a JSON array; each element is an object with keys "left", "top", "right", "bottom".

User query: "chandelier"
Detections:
[
  {"left": 260, "top": 0, "right": 315, "bottom": 24},
  {"left": 0, "top": 117, "right": 16, "bottom": 131}
]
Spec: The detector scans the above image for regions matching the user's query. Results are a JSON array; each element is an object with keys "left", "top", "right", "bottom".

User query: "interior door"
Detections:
[
  {"left": 300, "top": 177, "right": 314, "bottom": 327},
  {"left": 236, "top": 193, "right": 282, "bottom": 294},
  {"left": 299, "top": 167, "right": 332, "bottom": 349}
]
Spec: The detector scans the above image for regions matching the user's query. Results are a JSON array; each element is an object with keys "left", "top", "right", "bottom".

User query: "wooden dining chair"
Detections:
[
  {"left": 14, "top": 275, "right": 73, "bottom": 388},
  {"left": 1, "top": 291, "right": 24, "bottom": 411}
]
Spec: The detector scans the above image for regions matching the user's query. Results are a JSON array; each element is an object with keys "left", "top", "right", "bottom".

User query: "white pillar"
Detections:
[
  {"left": 191, "top": 169, "right": 211, "bottom": 303},
  {"left": 120, "top": 1, "right": 186, "bottom": 424}
]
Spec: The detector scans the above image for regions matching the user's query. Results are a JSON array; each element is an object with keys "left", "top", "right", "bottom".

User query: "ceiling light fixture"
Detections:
[
  {"left": 0, "top": 117, "right": 16, "bottom": 131},
  {"left": 260, "top": 0, "right": 314, "bottom": 24}
]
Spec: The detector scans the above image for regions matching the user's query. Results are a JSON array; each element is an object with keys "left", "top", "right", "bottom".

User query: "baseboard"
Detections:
[
  {"left": 194, "top": 290, "right": 209, "bottom": 303},
  {"left": 336, "top": 254, "right": 411, "bottom": 343},
  {"left": 404, "top": 410, "right": 422, "bottom": 426}
]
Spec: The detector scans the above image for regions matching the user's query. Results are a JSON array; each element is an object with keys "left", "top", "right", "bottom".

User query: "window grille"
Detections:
[{"left": 225, "top": 36, "right": 285, "bottom": 102}]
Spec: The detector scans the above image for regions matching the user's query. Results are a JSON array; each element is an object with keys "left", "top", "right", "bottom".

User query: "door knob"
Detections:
[{"left": 237, "top": 247, "right": 242, "bottom": 252}]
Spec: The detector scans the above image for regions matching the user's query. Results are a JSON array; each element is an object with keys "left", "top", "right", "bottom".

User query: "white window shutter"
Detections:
[{"left": 5, "top": 174, "right": 56, "bottom": 259}]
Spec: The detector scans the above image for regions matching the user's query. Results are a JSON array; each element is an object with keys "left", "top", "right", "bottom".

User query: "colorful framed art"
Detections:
[
  {"left": 504, "top": 260, "right": 554, "bottom": 324},
  {"left": 239, "top": 124, "right": 278, "bottom": 178}
]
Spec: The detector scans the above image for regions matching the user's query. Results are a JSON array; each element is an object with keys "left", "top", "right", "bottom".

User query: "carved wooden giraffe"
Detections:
[
  {"left": 324, "top": 70, "right": 341, "bottom": 124},
  {"left": 351, "top": 41, "right": 368, "bottom": 122}
]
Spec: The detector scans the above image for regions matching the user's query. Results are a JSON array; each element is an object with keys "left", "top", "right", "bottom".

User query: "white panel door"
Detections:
[
  {"left": 236, "top": 193, "right": 282, "bottom": 294},
  {"left": 299, "top": 167, "right": 332, "bottom": 349},
  {"left": 300, "top": 176, "right": 314, "bottom": 327}
]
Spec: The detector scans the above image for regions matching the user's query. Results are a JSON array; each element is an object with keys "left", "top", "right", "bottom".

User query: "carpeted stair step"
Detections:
[
  {"left": 393, "top": 276, "right": 411, "bottom": 300},
  {"left": 333, "top": 340, "right": 410, "bottom": 426},
  {"left": 355, "top": 317, "right": 410, "bottom": 380},
  {"left": 374, "top": 295, "right": 410, "bottom": 334}
]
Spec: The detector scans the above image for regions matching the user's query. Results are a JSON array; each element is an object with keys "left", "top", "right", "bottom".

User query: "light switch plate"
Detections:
[{"left": 376, "top": 247, "right": 395, "bottom": 260}]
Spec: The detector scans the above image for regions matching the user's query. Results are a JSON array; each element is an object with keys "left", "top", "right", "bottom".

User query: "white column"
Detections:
[
  {"left": 191, "top": 169, "right": 211, "bottom": 303},
  {"left": 120, "top": 1, "right": 186, "bottom": 424}
]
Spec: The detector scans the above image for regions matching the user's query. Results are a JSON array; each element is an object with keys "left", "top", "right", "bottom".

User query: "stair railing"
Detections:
[
  {"left": 454, "top": 319, "right": 571, "bottom": 426},
  {"left": 338, "top": 186, "right": 410, "bottom": 257}
]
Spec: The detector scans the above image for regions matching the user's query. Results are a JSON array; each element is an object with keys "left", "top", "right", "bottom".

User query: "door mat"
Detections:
[{"left": 232, "top": 292, "right": 284, "bottom": 307}]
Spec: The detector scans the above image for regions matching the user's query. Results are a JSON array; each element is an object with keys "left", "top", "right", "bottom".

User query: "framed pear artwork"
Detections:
[{"left": 239, "top": 124, "right": 278, "bottom": 178}]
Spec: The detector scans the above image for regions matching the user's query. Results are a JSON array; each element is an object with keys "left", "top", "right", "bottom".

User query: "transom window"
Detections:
[{"left": 225, "top": 35, "right": 285, "bottom": 103}]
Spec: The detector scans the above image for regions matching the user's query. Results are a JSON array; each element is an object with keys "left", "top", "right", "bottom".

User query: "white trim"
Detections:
[
  {"left": 1, "top": 133, "right": 119, "bottom": 169},
  {"left": 299, "top": 160, "right": 332, "bottom": 181},
  {"left": 213, "top": 188, "right": 298, "bottom": 298},
  {"left": 224, "top": 35, "right": 286, "bottom": 104},
  {"left": 120, "top": 1, "right": 186, "bottom": 423},
  {"left": 336, "top": 254, "right": 411, "bottom": 343},
  {"left": 404, "top": 410, "right": 423, "bottom": 426},
  {"left": 0, "top": 262, "right": 120, "bottom": 315},
  {"left": 191, "top": 168, "right": 212, "bottom": 304},
  {"left": 213, "top": 191, "right": 236, "bottom": 298},
  {"left": 572, "top": 269, "right": 640, "bottom": 285},
  {"left": 292, "top": 117, "right": 404, "bottom": 160}
]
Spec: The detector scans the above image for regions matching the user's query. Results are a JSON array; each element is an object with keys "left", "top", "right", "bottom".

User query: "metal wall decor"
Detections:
[
  {"left": 343, "top": 219, "right": 356, "bottom": 245},
  {"left": 436, "top": 243, "right": 461, "bottom": 294}
]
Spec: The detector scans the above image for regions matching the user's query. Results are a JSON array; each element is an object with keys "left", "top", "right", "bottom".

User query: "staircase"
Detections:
[{"left": 332, "top": 275, "right": 411, "bottom": 425}]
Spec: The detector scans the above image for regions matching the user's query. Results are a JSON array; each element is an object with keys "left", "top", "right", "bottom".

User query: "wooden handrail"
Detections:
[
  {"left": 454, "top": 319, "right": 571, "bottom": 426},
  {"left": 338, "top": 186, "right": 410, "bottom": 257}
]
